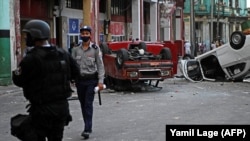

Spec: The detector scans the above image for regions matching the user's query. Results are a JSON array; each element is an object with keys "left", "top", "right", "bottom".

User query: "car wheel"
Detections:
[
  {"left": 160, "top": 48, "right": 172, "bottom": 60},
  {"left": 99, "top": 42, "right": 111, "bottom": 55},
  {"left": 116, "top": 48, "right": 129, "bottom": 69},
  {"left": 230, "top": 31, "right": 246, "bottom": 50},
  {"left": 139, "top": 42, "right": 147, "bottom": 51}
]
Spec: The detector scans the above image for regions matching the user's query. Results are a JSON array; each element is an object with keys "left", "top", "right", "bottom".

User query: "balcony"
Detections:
[
  {"left": 193, "top": 3, "right": 246, "bottom": 18},
  {"left": 194, "top": 4, "right": 209, "bottom": 15},
  {"left": 214, "top": 4, "right": 231, "bottom": 17},
  {"left": 214, "top": 2, "right": 246, "bottom": 18}
]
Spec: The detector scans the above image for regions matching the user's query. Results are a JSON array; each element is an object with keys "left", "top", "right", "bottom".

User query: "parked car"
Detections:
[
  {"left": 179, "top": 31, "right": 250, "bottom": 82},
  {"left": 100, "top": 41, "right": 174, "bottom": 91}
]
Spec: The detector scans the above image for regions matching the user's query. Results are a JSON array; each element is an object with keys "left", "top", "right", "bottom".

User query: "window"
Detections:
[
  {"left": 235, "top": 0, "right": 239, "bottom": 8},
  {"left": 111, "top": 0, "right": 129, "bottom": 15},
  {"left": 229, "top": 0, "right": 232, "bottom": 7},
  {"left": 111, "top": 0, "right": 122, "bottom": 15},
  {"left": 112, "top": 35, "right": 125, "bottom": 41},
  {"left": 99, "top": 0, "right": 106, "bottom": 13},
  {"left": 65, "top": 0, "right": 83, "bottom": 10},
  {"left": 144, "top": 2, "right": 150, "bottom": 24}
]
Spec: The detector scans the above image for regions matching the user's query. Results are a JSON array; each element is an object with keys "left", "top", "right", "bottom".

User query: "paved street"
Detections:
[{"left": 1, "top": 78, "right": 250, "bottom": 141}]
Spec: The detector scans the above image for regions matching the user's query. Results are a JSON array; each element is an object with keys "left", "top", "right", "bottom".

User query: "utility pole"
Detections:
[
  {"left": 83, "top": 0, "right": 99, "bottom": 42},
  {"left": 211, "top": 0, "right": 214, "bottom": 43},
  {"left": 105, "top": 0, "right": 111, "bottom": 42},
  {"left": 190, "top": 0, "right": 196, "bottom": 56},
  {"left": 216, "top": 2, "right": 220, "bottom": 42},
  {"left": 83, "top": 0, "right": 91, "bottom": 26}
]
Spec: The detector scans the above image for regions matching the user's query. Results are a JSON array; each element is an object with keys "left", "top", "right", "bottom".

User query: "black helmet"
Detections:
[
  {"left": 80, "top": 26, "right": 92, "bottom": 33},
  {"left": 22, "top": 19, "right": 50, "bottom": 40}
]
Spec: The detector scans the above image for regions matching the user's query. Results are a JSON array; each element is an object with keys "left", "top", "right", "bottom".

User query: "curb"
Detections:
[{"left": 0, "top": 85, "right": 22, "bottom": 96}]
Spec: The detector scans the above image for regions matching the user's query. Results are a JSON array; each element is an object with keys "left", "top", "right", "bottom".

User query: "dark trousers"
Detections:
[
  {"left": 25, "top": 100, "right": 71, "bottom": 141},
  {"left": 76, "top": 79, "right": 98, "bottom": 132},
  {"left": 32, "top": 118, "right": 65, "bottom": 141}
]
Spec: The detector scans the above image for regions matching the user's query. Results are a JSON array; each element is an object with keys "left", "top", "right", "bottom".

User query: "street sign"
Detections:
[{"left": 69, "top": 19, "right": 79, "bottom": 34}]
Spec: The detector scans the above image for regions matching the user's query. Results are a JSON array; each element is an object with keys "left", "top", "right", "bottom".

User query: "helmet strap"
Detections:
[{"left": 25, "top": 33, "right": 35, "bottom": 47}]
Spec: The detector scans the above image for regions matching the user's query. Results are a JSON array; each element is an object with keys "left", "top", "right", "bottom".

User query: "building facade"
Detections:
[
  {"left": 184, "top": 0, "right": 249, "bottom": 50},
  {"left": 0, "top": 0, "right": 185, "bottom": 85}
]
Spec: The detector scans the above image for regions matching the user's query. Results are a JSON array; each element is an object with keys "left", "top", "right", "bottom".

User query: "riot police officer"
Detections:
[
  {"left": 12, "top": 19, "right": 80, "bottom": 141},
  {"left": 71, "top": 26, "right": 105, "bottom": 139}
]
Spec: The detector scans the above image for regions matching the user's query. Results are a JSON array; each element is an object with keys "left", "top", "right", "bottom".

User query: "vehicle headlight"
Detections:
[
  {"left": 127, "top": 72, "right": 138, "bottom": 77},
  {"left": 160, "top": 70, "right": 170, "bottom": 76}
]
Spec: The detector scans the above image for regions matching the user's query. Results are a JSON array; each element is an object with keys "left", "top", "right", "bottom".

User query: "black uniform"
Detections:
[{"left": 12, "top": 46, "right": 80, "bottom": 141}]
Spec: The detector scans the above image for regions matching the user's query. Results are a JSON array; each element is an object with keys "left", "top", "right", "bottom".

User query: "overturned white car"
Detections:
[{"left": 180, "top": 31, "right": 250, "bottom": 82}]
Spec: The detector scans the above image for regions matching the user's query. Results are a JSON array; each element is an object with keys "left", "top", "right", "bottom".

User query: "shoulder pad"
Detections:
[
  {"left": 55, "top": 47, "right": 68, "bottom": 56},
  {"left": 25, "top": 47, "right": 34, "bottom": 54},
  {"left": 91, "top": 44, "right": 98, "bottom": 49}
]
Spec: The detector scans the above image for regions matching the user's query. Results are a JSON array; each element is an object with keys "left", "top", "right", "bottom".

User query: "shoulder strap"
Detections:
[
  {"left": 56, "top": 47, "right": 72, "bottom": 79},
  {"left": 54, "top": 47, "right": 73, "bottom": 93},
  {"left": 92, "top": 44, "right": 98, "bottom": 49}
]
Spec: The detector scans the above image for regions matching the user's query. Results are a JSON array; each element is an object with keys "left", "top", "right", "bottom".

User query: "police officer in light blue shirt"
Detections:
[{"left": 71, "top": 25, "right": 105, "bottom": 139}]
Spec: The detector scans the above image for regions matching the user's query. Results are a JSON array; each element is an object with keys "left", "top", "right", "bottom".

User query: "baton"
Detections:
[
  {"left": 98, "top": 91, "right": 102, "bottom": 105},
  {"left": 95, "top": 85, "right": 106, "bottom": 105}
]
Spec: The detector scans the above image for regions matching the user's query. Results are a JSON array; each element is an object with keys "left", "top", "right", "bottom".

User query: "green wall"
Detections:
[{"left": 0, "top": 0, "right": 11, "bottom": 85}]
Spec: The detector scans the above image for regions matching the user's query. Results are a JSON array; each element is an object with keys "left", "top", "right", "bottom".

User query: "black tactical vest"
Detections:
[{"left": 25, "top": 47, "right": 72, "bottom": 104}]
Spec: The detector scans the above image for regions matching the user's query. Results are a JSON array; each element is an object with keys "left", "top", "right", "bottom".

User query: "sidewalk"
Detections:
[{"left": 0, "top": 85, "right": 22, "bottom": 95}]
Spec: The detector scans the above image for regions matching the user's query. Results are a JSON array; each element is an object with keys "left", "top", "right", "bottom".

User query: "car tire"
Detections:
[
  {"left": 160, "top": 48, "right": 172, "bottom": 60},
  {"left": 230, "top": 31, "right": 246, "bottom": 50},
  {"left": 99, "top": 42, "right": 111, "bottom": 55},
  {"left": 116, "top": 48, "right": 129, "bottom": 69},
  {"left": 139, "top": 42, "right": 147, "bottom": 51}
]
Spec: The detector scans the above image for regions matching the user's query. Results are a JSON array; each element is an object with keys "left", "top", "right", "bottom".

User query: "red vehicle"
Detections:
[{"left": 100, "top": 41, "right": 174, "bottom": 91}]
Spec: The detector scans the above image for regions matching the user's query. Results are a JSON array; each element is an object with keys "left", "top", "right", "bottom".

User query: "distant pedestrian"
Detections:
[
  {"left": 184, "top": 40, "right": 191, "bottom": 54},
  {"left": 215, "top": 40, "right": 220, "bottom": 47},
  {"left": 211, "top": 41, "right": 216, "bottom": 50},
  {"left": 202, "top": 42, "right": 206, "bottom": 53}
]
